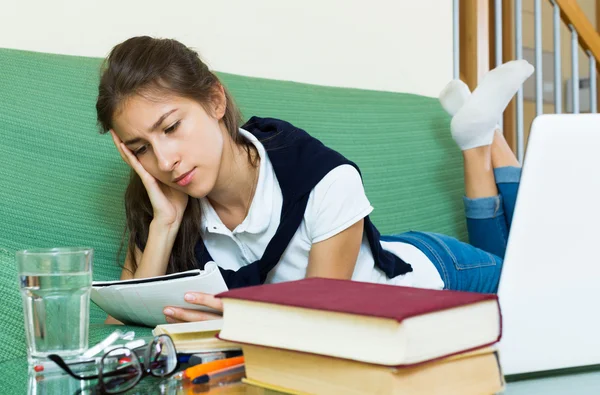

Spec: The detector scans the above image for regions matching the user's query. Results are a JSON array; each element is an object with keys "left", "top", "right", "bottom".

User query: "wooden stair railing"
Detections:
[
  {"left": 457, "top": 0, "right": 600, "bottom": 159},
  {"left": 554, "top": 0, "right": 600, "bottom": 66}
]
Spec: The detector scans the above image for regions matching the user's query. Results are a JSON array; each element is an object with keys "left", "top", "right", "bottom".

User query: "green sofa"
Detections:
[{"left": 0, "top": 48, "right": 466, "bottom": 390}]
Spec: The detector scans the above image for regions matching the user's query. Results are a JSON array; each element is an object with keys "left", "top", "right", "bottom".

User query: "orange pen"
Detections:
[{"left": 182, "top": 356, "right": 245, "bottom": 380}]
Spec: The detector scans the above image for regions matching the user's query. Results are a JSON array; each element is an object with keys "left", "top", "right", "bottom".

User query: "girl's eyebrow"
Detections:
[
  {"left": 149, "top": 109, "right": 177, "bottom": 132},
  {"left": 124, "top": 137, "right": 142, "bottom": 146},
  {"left": 124, "top": 108, "right": 178, "bottom": 146}
]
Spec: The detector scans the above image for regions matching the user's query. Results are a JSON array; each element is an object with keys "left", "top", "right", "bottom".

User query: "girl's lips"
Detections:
[{"left": 175, "top": 168, "right": 196, "bottom": 187}]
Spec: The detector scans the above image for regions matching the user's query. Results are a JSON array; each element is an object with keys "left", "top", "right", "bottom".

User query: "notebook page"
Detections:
[{"left": 91, "top": 262, "right": 227, "bottom": 327}]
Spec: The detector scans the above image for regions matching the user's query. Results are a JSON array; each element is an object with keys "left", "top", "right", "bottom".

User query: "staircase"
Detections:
[{"left": 454, "top": 0, "right": 600, "bottom": 162}]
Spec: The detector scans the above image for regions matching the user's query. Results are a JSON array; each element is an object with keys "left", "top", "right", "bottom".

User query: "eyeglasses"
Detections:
[{"left": 48, "top": 334, "right": 178, "bottom": 394}]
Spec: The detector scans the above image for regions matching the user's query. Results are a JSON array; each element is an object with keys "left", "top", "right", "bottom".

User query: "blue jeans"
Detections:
[{"left": 381, "top": 166, "right": 521, "bottom": 294}]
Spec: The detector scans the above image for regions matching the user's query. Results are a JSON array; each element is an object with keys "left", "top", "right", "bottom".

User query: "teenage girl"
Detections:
[{"left": 96, "top": 36, "right": 533, "bottom": 323}]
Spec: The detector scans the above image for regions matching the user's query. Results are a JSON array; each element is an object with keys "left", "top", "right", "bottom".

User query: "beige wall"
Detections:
[
  {"left": 0, "top": 0, "right": 453, "bottom": 98},
  {"left": 521, "top": 0, "right": 596, "bottom": 147}
]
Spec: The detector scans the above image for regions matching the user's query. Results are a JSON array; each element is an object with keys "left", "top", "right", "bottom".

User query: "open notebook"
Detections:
[{"left": 91, "top": 262, "right": 228, "bottom": 327}]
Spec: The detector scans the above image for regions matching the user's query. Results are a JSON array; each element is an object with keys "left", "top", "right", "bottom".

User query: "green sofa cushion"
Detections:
[
  {"left": 0, "top": 48, "right": 466, "bottom": 363},
  {"left": 0, "top": 248, "right": 26, "bottom": 364}
]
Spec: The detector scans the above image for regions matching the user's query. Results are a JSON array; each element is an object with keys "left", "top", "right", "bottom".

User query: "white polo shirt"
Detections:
[{"left": 199, "top": 129, "right": 444, "bottom": 290}]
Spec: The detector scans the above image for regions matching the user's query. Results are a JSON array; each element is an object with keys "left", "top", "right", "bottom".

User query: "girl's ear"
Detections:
[{"left": 212, "top": 83, "right": 227, "bottom": 120}]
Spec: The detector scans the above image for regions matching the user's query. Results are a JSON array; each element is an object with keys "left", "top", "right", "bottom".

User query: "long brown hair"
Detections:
[{"left": 96, "top": 36, "right": 255, "bottom": 274}]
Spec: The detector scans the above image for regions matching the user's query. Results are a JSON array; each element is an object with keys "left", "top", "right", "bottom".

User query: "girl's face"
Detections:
[{"left": 112, "top": 94, "right": 226, "bottom": 198}]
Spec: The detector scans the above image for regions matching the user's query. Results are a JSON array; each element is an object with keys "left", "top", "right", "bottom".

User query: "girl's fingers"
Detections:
[
  {"left": 164, "top": 316, "right": 187, "bottom": 324},
  {"left": 183, "top": 293, "right": 224, "bottom": 312},
  {"left": 109, "top": 130, "right": 155, "bottom": 186},
  {"left": 108, "top": 130, "right": 179, "bottom": 219},
  {"left": 119, "top": 142, "right": 146, "bottom": 175},
  {"left": 163, "top": 306, "right": 223, "bottom": 322},
  {"left": 109, "top": 130, "right": 130, "bottom": 165}
]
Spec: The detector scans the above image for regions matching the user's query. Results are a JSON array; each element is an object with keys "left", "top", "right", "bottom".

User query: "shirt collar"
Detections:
[{"left": 200, "top": 127, "right": 273, "bottom": 235}]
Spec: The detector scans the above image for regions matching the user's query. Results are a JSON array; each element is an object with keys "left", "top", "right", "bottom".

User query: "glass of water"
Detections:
[{"left": 16, "top": 247, "right": 93, "bottom": 364}]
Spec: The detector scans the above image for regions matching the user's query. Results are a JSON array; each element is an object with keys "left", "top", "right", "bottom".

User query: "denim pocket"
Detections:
[{"left": 422, "top": 232, "right": 498, "bottom": 270}]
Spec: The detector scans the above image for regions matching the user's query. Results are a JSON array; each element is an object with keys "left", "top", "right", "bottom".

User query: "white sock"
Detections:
[
  {"left": 438, "top": 79, "right": 505, "bottom": 143},
  {"left": 450, "top": 60, "right": 534, "bottom": 150},
  {"left": 439, "top": 79, "right": 471, "bottom": 116}
]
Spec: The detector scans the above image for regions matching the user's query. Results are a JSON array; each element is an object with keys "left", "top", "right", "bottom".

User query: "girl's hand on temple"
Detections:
[
  {"left": 163, "top": 293, "right": 224, "bottom": 323},
  {"left": 110, "top": 130, "right": 189, "bottom": 226}
]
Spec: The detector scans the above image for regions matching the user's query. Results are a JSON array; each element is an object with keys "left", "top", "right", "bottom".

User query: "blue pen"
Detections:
[{"left": 177, "top": 354, "right": 192, "bottom": 364}]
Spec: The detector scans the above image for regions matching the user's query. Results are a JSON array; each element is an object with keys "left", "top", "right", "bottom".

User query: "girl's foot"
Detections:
[
  {"left": 439, "top": 75, "right": 521, "bottom": 167},
  {"left": 448, "top": 60, "right": 534, "bottom": 151},
  {"left": 439, "top": 79, "right": 471, "bottom": 116}
]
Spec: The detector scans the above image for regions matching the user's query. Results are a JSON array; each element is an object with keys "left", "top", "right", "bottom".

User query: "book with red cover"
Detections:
[{"left": 216, "top": 278, "right": 502, "bottom": 366}]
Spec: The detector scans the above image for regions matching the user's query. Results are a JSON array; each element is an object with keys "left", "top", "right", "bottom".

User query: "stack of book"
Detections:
[
  {"left": 216, "top": 278, "right": 505, "bottom": 395},
  {"left": 152, "top": 319, "right": 240, "bottom": 354}
]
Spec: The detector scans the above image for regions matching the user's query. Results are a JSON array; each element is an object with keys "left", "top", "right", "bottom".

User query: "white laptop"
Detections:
[{"left": 497, "top": 114, "right": 600, "bottom": 376}]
